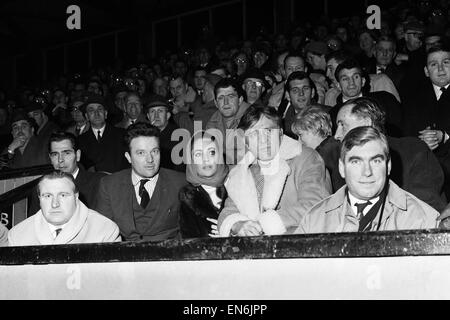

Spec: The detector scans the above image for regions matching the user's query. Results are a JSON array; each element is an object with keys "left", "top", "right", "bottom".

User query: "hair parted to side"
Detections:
[
  {"left": 291, "top": 105, "right": 332, "bottom": 138},
  {"left": 344, "top": 96, "right": 386, "bottom": 133},
  {"left": 237, "top": 103, "right": 282, "bottom": 131},
  {"left": 285, "top": 71, "right": 319, "bottom": 102},
  {"left": 124, "top": 122, "right": 160, "bottom": 152},
  {"left": 340, "top": 126, "right": 390, "bottom": 162},
  {"left": 334, "top": 58, "right": 364, "bottom": 81},
  {"left": 37, "top": 170, "right": 79, "bottom": 195},
  {"left": 48, "top": 131, "right": 78, "bottom": 153},
  {"left": 213, "top": 78, "right": 245, "bottom": 99}
]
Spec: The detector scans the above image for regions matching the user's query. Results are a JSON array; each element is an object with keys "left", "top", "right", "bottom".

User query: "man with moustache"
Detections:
[
  {"left": 2, "top": 111, "right": 50, "bottom": 168},
  {"left": 95, "top": 123, "right": 186, "bottom": 241}
]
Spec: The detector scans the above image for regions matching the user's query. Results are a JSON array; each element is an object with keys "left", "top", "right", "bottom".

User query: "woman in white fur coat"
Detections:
[{"left": 218, "top": 104, "right": 332, "bottom": 237}]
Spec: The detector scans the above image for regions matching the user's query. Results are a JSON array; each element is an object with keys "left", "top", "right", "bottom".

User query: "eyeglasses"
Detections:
[
  {"left": 235, "top": 58, "right": 248, "bottom": 64},
  {"left": 216, "top": 93, "right": 238, "bottom": 103},
  {"left": 244, "top": 80, "right": 263, "bottom": 88},
  {"left": 245, "top": 128, "right": 280, "bottom": 139}
]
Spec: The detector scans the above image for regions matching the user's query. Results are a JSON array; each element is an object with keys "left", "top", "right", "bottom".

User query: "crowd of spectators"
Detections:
[{"left": 1, "top": 0, "right": 450, "bottom": 245}]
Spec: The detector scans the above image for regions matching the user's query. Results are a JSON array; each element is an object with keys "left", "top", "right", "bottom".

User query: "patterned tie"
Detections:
[
  {"left": 139, "top": 179, "right": 150, "bottom": 208},
  {"left": 354, "top": 201, "right": 372, "bottom": 220},
  {"left": 55, "top": 228, "right": 62, "bottom": 238}
]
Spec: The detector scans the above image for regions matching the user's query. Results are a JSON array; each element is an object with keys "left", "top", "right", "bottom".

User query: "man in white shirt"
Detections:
[
  {"left": 8, "top": 171, "right": 120, "bottom": 246},
  {"left": 94, "top": 123, "right": 186, "bottom": 241}
]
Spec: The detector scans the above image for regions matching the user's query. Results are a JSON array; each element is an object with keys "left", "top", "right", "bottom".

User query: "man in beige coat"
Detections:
[
  {"left": 296, "top": 126, "right": 439, "bottom": 234},
  {"left": 8, "top": 171, "right": 120, "bottom": 246}
]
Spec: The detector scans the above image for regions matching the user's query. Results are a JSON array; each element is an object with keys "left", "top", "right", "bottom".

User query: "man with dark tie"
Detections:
[
  {"left": 296, "top": 126, "right": 439, "bottom": 234},
  {"left": 94, "top": 123, "right": 186, "bottom": 241},
  {"left": 403, "top": 44, "right": 450, "bottom": 200},
  {"left": 77, "top": 94, "right": 128, "bottom": 173}
]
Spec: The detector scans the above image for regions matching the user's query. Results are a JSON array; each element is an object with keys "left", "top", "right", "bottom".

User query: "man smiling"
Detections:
[{"left": 296, "top": 126, "right": 439, "bottom": 234}]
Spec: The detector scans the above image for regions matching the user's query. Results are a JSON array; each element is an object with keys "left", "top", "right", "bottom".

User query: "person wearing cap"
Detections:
[
  {"left": 304, "top": 41, "right": 330, "bottom": 101},
  {"left": 1, "top": 110, "right": 50, "bottom": 169},
  {"left": 241, "top": 68, "right": 269, "bottom": 105},
  {"left": 26, "top": 101, "right": 60, "bottom": 151},
  {"left": 145, "top": 94, "right": 185, "bottom": 172},
  {"left": 115, "top": 92, "right": 148, "bottom": 129},
  {"left": 66, "top": 98, "right": 90, "bottom": 137},
  {"left": 396, "top": 20, "right": 426, "bottom": 70},
  {"left": 77, "top": 94, "right": 128, "bottom": 174},
  {"left": 51, "top": 88, "right": 72, "bottom": 129}
]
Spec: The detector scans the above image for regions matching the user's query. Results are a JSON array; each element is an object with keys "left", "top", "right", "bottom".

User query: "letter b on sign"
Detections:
[
  {"left": 366, "top": 5, "right": 381, "bottom": 30},
  {"left": 66, "top": 5, "right": 81, "bottom": 30}
]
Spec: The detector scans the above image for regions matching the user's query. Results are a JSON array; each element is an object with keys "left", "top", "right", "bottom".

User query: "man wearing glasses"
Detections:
[
  {"left": 241, "top": 68, "right": 269, "bottom": 105},
  {"left": 2, "top": 111, "right": 50, "bottom": 169},
  {"left": 218, "top": 104, "right": 331, "bottom": 236}
]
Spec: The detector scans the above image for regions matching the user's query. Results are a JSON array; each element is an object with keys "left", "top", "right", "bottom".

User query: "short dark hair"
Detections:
[
  {"left": 285, "top": 71, "right": 318, "bottom": 101},
  {"left": 213, "top": 78, "right": 245, "bottom": 99},
  {"left": 426, "top": 42, "right": 450, "bottom": 58},
  {"left": 334, "top": 58, "right": 363, "bottom": 82},
  {"left": 283, "top": 50, "right": 305, "bottom": 68},
  {"left": 376, "top": 35, "right": 397, "bottom": 51},
  {"left": 237, "top": 103, "right": 282, "bottom": 131},
  {"left": 48, "top": 131, "right": 78, "bottom": 153},
  {"left": 343, "top": 97, "right": 386, "bottom": 133},
  {"left": 340, "top": 126, "right": 390, "bottom": 162},
  {"left": 37, "top": 170, "right": 79, "bottom": 195},
  {"left": 124, "top": 122, "right": 160, "bottom": 152},
  {"left": 325, "top": 50, "right": 350, "bottom": 64}
]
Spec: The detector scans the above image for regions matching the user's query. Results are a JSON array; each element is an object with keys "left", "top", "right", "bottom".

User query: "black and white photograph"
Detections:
[{"left": 0, "top": 0, "right": 450, "bottom": 304}]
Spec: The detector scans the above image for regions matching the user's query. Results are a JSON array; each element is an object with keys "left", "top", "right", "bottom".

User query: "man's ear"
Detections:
[
  {"left": 387, "top": 158, "right": 392, "bottom": 176},
  {"left": 166, "top": 112, "right": 171, "bottom": 121},
  {"left": 361, "top": 76, "right": 366, "bottom": 88},
  {"left": 104, "top": 110, "right": 108, "bottom": 120},
  {"left": 76, "top": 149, "right": 81, "bottom": 162},
  {"left": 424, "top": 65, "right": 430, "bottom": 78},
  {"left": 239, "top": 95, "right": 244, "bottom": 105},
  {"left": 125, "top": 151, "right": 131, "bottom": 164},
  {"left": 338, "top": 158, "right": 346, "bottom": 179}
]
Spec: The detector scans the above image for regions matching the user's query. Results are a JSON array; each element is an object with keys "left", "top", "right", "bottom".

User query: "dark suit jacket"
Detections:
[
  {"left": 94, "top": 168, "right": 187, "bottom": 241},
  {"left": 179, "top": 184, "right": 227, "bottom": 238},
  {"left": 330, "top": 91, "right": 403, "bottom": 137},
  {"left": 367, "top": 61, "right": 406, "bottom": 93},
  {"left": 159, "top": 121, "right": 186, "bottom": 172},
  {"left": 77, "top": 124, "right": 128, "bottom": 173},
  {"left": 315, "top": 136, "right": 345, "bottom": 192},
  {"left": 403, "top": 81, "right": 450, "bottom": 136},
  {"left": 388, "top": 136, "right": 447, "bottom": 212}
]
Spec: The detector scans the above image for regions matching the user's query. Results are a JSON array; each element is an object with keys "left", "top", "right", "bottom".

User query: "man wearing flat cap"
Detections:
[
  {"left": 241, "top": 68, "right": 269, "bottom": 105},
  {"left": 145, "top": 94, "right": 185, "bottom": 172},
  {"left": 1, "top": 110, "right": 50, "bottom": 169},
  {"left": 77, "top": 94, "right": 128, "bottom": 174},
  {"left": 26, "top": 101, "right": 60, "bottom": 151}
]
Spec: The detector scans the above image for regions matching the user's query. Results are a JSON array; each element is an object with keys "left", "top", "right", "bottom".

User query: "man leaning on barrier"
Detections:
[
  {"left": 8, "top": 171, "right": 121, "bottom": 246},
  {"left": 295, "top": 126, "right": 439, "bottom": 234}
]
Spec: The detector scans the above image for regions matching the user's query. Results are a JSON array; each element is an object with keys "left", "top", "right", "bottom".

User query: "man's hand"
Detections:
[
  {"left": 418, "top": 128, "right": 443, "bottom": 150},
  {"left": 231, "top": 220, "right": 263, "bottom": 237},
  {"left": 206, "top": 218, "right": 220, "bottom": 237},
  {"left": 438, "top": 203, "right": 450, "bottom": 229},
  {"left": 8, "top": 135, "right": 27, "bottom": 152}
]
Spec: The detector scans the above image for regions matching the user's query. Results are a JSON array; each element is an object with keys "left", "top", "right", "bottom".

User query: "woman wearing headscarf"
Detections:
[{"left": 179, "top": 131, "right": 229, "bottom": 238}]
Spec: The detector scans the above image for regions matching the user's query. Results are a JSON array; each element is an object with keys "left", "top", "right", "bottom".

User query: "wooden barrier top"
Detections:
[{"left": 1, "top": 228, "right": 450, "bottom": 266}]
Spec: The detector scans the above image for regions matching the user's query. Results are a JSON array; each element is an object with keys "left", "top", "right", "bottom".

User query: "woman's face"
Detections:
[{"left": 192, "top": 137, "right": 220, "bottom": 178}]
